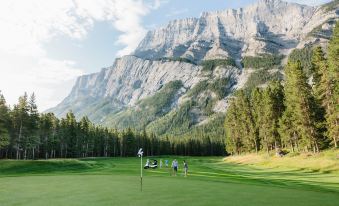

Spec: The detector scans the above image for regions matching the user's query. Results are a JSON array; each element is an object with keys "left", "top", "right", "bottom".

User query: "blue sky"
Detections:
[
  {"left": 44, "top": 0, "right": 265, "bottom": 74},
  {"left": 0, "top": 0, "right": 331, "bottom": 110},
  {"left": 44, "top": 0, "right": 331, "bottom": 74}
]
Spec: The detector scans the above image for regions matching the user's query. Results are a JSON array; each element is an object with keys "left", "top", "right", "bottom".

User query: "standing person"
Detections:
[
  {"left": 171, "top": 159, "right": 178, "bottom": 176},
  {"left": 165, "top": 159, "right": 169, "bottom": 167},
  {"left": 183, "top": 160, "right": 188, "bottom": 177},
  {"left": 160, "top": 159, "right": 163, "bottom": 168}
]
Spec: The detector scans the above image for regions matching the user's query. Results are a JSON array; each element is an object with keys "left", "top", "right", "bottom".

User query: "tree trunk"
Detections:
[
  {"left": 16, "top": 120, "right": 23, "bottom": 160},
  {"left": 315, "top": 141, "right": 319, "bottom": 153},
  {"left": 254, "top": 140, "right": 258, "bottom": 153},
  {"left": 32, "top": 148, "right": 35, "bottom": 160}
]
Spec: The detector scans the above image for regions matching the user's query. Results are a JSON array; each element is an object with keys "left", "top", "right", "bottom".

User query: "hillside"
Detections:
[
  {"left": 224, "top": 149, "right": 339, "bottom": 174},
  {"left": 47, "top": 0, "right": 339, "bottom": 138}
]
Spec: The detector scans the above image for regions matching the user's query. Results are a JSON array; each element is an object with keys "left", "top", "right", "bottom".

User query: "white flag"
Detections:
[{"left": 137, "top": 148, "right": 143, "bottom": 157}]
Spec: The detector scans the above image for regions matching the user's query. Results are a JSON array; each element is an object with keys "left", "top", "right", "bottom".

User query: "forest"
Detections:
[
  {"left": 0, "top": 92, "right": 225, "bottom": 159},
  {"left": 0, "top": 23, "right": 337, "bottom": 160},
  {"left": 225, "top": 23, "right": 338, "bottom": 154}
]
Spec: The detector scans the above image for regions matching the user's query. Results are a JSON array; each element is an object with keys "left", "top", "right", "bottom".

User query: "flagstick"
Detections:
[{"left": 140, "top": 155, "right": 143, "bottom": 192}]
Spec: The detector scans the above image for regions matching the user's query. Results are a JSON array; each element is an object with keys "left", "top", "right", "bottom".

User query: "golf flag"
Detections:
[
  {"left": 137, "top": 148, "right": 143, "bottom": 157},
  {"left": 137, "top": 148, "right": 143, "bottom": 192}
]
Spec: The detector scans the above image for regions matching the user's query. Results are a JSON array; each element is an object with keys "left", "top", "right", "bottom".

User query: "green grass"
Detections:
[{"left": 0, "top": 156, "right": 338, "bottom": 206}]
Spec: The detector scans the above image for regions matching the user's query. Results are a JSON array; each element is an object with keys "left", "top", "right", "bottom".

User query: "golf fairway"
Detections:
[{"left": 0, "top": 157, "right": 338, "bottom": 206}]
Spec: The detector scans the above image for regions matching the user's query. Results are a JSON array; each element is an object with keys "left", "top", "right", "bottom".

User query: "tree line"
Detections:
[
  {"left": 225, "top": 23, "right": 338, "bottom": 154},
  {"left": 0, "top": 92, "right": 225, "bottom": 159}
]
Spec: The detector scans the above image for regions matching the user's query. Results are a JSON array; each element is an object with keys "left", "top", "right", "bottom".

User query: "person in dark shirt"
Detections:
[{"left": 183, "top": 160, "right": 188, "bottom": 177}]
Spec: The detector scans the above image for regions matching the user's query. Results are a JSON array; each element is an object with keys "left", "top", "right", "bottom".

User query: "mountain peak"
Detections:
[
  {"left": 49, "top": 0, "right": 338, "bottom": 134},
  {"left": 133, "top": 0, "right": 323, "bottom": 62}
]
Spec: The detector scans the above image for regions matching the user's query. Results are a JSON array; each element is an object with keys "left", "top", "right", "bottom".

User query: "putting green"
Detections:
[{"left": 0, "top": 157, "right": 338, "bottom": 206}]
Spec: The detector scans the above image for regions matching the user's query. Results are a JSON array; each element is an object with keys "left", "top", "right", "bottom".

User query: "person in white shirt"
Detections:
[{"left": 171, "top": 159, "right": 178, "bottom": 176}]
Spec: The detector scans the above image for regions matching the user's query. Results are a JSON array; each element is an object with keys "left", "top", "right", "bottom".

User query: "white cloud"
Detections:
[
  {"left": 0, "top": 0, "right": 162, "bottom": 111},
  {"left": 0, "top": 51, "right": 84, "bottom": 110}
]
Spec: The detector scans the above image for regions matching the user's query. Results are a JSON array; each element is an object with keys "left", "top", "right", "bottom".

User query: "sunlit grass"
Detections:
[{"left": 0, "top": 154, "right": 338, "bottom": 206}]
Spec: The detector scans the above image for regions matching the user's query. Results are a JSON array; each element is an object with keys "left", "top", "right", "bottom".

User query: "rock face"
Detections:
[
  {"left": 48, "top": 0, "right": 338, "bottom": 134},
  {"left": 134, "top": 0, "right": 337, "bottom": 62}
]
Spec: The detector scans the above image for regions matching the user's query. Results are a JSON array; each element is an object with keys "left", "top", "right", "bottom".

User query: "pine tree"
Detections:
[
  {"left": 65, "top": 111, "right": 77, "bottom": 157},
  {"left": 25, "top": 93, "right": 40, "bottom": 159},
  {"left": 326, "top": 21, "right": 339, "bottom": 148},
  {"left": 260, "top": 87, "right": 276, "bottom": 153},
  {"left": 268, "top": 81, "right": 285, "bottom": 149},
  {"left": 11, "top": 93, "right": 30, "bottom": 159},
  {"left": 251, "top": 88, "right": 263, "bottom": 151},
  {"left": 79, "top": 116, "right": 90, "bottom": 157},
  {"left": 39, "top": 113, "right": 58, "bottom": 159},
  {"left": 311, "top": 46, "right": 328, "bottom": 149},
  {"left": 279, "top": 109, "right": 297, "bottom": 151},
  {"left": 283, "top": 61, "right": 319, "bottom": 152},
  {"left": 312, "top": 46, "right": 327, "bottom": 92},
  {"left": 237, "top": 91, "right": 257, "bottom": 152},
  {"left": 225, "top": 98, "right": 242, "bottom": 154},
  {"left": 0, "top": 92, "right": 10, "bottom": 154}
]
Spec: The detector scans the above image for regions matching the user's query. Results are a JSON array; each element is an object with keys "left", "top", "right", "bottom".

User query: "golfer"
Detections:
[
  {"left": 183, "top": 160, "right": 188, "bottom": 177},
  {"left": 171, "top": 159, "right": 178, "bottom": 176}
]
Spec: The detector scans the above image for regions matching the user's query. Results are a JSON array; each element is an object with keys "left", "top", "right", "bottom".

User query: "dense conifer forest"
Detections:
[
  {"left": 0, "top": 22, "right": 338, "bottom": 159},
  {"left": 0, "top": 92, "right": 225, "bottom": 159},
  {"left": 225, "top": 22, "right": 339, "bottom": 154}
]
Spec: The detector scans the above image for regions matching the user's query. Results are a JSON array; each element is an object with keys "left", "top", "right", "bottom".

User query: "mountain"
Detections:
[
  {"left": 134, "top": 0, "right": 337, "bottom": 62},
  {"left": 47, "top": 0, "right": 339, "bottom": 137}
]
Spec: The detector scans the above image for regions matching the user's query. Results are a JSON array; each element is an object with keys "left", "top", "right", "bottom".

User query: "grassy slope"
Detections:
[
  {"left": 224, "top": 149, "right": 339, "bottom": 173},
  {"left": 0, "top": 156, "right": 338, "bottom": 206}
]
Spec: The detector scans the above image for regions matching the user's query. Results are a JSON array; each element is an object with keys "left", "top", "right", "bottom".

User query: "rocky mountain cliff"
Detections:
[
  {"left": 134, "top": 0, "right": 337, "bottom": 62},
  {"left": 48, "top": 0, "right": 338, "bottom": 137}
]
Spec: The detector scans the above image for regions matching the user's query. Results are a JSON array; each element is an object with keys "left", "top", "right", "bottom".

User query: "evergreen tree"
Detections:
[
  {"left": 311, "top": 46, "right": 328, "bottom": 149},
  {"left": 251, "top": 88, "right": 263, "bottom": 151},
  {"left": 279, "top": 109, "right": 297, "bottom": 151},
  {"left": 0, "top": 92, "right": 10, "bottom": 154},
  {"left": 237, "top": 91, "right": 257, "bottom": 152},
  {"left": 268, "top": 81, "right": 285, "bottom": 149},
  {"left": 65, "top": 111, "right": 77, "bottom": 157},
  {"left": 283, "top": 61, "right": 319, "bottom": 152},
  {"left": 326, "top": 21, "right": 339, "bottom": 148},
  {"left": 39, "top": 113, "right": 58, "bottom": 159},
  {"left": 259, "top": 87, "right": 276, "bottom": 153},
  {"left": 25, "top": 93, "right": 40, "bottom": 159},
  {"left": 79, "top": 116, "right": 90, "bottom": 157},
  {"left": 225, "top": 98, "right": 242, "bottom": 154},
  {"left": 11, "top": 93, "right": 30, "bottom": 159}
]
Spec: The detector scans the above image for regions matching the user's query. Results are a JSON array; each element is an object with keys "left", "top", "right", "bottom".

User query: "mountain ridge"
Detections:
[{"left": 47, "top": 0, "right": 338, "bottom": 137}]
